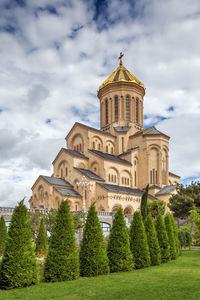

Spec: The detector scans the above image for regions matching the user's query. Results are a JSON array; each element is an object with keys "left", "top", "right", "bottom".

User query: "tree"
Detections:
[
  {"left": 0, "top": 216, "right": 7, "bottom": 256},
  {"left": 0, "top": 200, "right": 37, "bottom": 289},
  {"left": 155, "top": 215, "right": 170, "bottom": 263},
  {"left": 178, "top": 229, "right": 192, "bottom": 248},
  {"left": 141, "top": 184, "right": 149, "bottom": 220},
  {"left": 147, "top": 200, "right": 165, "bottom": 219},
  {"left": 144, "top": 214, "right": 161, "bottom": 266},
  {"left": 107, "top": 208, "right": 134, "bottom": 272},
  {"left": 79, "top": 203, "right": 109, "bottom": 277},
  {"left": 177, "top": 181, "right": 200, "bottom": 208},
  {"left": 169, "top": 213, "right": 181, "bottom": 256},
  {"left": 130, "top": 211, "right": 150, "bottom": 269},
  {"left": 190, "top": 210, "right": 200, "bottom": 246},
  {"left": 35, "top": 218, "right": 48, "bottom": 256},
  {"left": 168, "top": 194, "right": 195, "bottom": 220},
  {"left": 164, "top": 214, "right": 177, "bottom": 260},
  {"left": 29, "top": 211, "right": 42, "bottom": 241},
  {"left": 44, "top": 201, "right": 79, "bottom": 282}
]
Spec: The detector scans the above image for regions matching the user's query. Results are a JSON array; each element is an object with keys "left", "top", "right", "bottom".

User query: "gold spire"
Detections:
[{"left": 118, "top": 52, "right": 124, "bottom": 65}]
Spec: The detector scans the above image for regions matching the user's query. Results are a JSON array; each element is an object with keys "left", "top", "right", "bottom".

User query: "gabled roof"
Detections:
[
  {"left": 98, "top": 183, "right": 143, "bottom": 195},
  {"left": 41, "top": 175, "right": 72, "bottom": 187},
  {"left": 74, "top": 167, "right": 105, "bottom": 181},
  {"left": 169, "top": 172, "right": 181, "bottom": 178},
  {"left": 89, "top": 149, "right": 132, "bottom": 165},
  {"left": 66, "top": 122, "right": 115, "bottom": 139},
  {"left": 54, "top": 187, "right": 81, "bottom": 197},
  {"left": 52, "top": 148, "right": 88, "bottom": 165},
  {"left": 119, "top": 147, "right": 138, "bottom": 157},
  {"left": 130, "top": 126, "right": 169, "bottom": 139},
  {"left": 155, "top": 185, "right": 177, "bottom": 196},
  {"left": 114, "top": 126, "right": 131, "bottom": 132}
]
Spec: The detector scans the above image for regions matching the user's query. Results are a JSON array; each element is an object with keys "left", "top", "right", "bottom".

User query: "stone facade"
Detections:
[{"left": 29, "top": 55, "right": 180, "bottom": 213}]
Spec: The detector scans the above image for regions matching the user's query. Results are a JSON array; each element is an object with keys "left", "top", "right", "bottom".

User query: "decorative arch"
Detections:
[
  {"left": 107, "top": 167, "right": 119, "bottom": 184},
  {"left": 78, "top": 162, "right": 85, "bottom": 169},
  {"left": 98, "top": 205, "right": 105, "bottom": 211},
  {"left": 38, "top": 185, "right": 44, "bottom": 203},
  {"left": 124, "top": 205, "right": 134, "bottom": 215},
  {"left": 71, "top": 133, "right": 84, "bottom": 153},
  {"left": 148, "top": 147, "right": 159, "bottom": 185},
  {"left": 112, "top": 204, "right": 121, "bottom": 212},
  {"left": 120, "top": 169, "right": 132, "bottom": 186},
  {"left": 58, "top": 160, "right": 69, "bottom": 178},
  {"left": 91, "top": 135, "right": 103, "bottom": 151},
  {"left": 105, "top": 140, "right": 114, "bottom": 154},
  {"left": 90, "top": 161, "right": 100, "bottom": 175},
  {"left": 126, "top": 94, "right": 130, "bottom": 121}
]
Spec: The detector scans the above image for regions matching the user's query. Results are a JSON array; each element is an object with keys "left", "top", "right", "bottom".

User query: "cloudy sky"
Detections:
[{"left": 0, "top": 0, "right": 200, "bottom": 207}]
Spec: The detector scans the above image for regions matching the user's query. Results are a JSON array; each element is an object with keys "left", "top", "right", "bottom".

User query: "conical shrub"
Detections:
[
  {"left": 130, "top": 211, "right": 150, "bottom": 269},
  {"left": 80, "top": 203, "right": 109, "bottom": 277},
  {"left": 144, "top": 214, "right": 161, "bottom": 265},
  {"left": 107, "top": 208, "right": 134, "bottom": 272},
  {"left": 0, "top": 200, "right": 37, "bottom": 289},
  {"left": 164, "top": 214, "right": 177, "bottom": 260},
  {"left": 44, "top": 201, "right": 79, "bottom": 282},
  {"left": 0, "top": 216, "right": 7, "bottom": 256},
  {"left": 141, "top": 184, "right": 149, "bottom": 220},
  {"left": 169, "top": 213, "right": 181, "bottom": 256},
  {"left": 35, "top": 218, "right": 48, "bottom": 256},
  {"left": 155, "top": 215, "right": 170, "bottom": 263}
]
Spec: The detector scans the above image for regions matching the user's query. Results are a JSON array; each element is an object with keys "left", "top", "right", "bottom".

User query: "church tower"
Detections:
[{"left": 97, "top": 53, "right": 145, "bottom": 136}]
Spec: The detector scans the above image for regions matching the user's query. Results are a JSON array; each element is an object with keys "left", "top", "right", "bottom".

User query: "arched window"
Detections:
[
  {"left": 115, "top": 96, "right": 118, "bottom": 121},
  {"left": 106, "top": 146, "right": 108, "bottom": 153},
  {"left": 93, "top": 142, "right": 95, "bottom": 149},
  {"left": 126, "top": 96, "right": 130, "bottom": 120},
  {"left": 111, "top": 147, "right": 113, "bottom": 154},
  {"left": 98, "top": 143, "right": 100, "bottom": 151},
  {"left": 66, "top": 167, "right": 68, "bottom": 177},
  {"left": 136, "top": 98, "right": 139, "bottom": 123},
  {"left": 105, "top": 99, "right": 108, "bottom": 125}
]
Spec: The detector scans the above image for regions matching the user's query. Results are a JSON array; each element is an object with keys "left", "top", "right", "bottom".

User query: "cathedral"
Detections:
[{"left": 29, "top": 53, "right": 180, "bottom": 214}]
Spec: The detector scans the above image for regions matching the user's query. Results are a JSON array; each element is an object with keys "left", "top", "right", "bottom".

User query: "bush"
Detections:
[
  {"left": 35, "top": 218, "right": 48, "bottom": 256},
  {"left": 169, "top": 214, "right": 181, "bottom": 256},
  {"left": 144, "top": 214, "right": 161, "bottom": 265},
  {"left": 80, "top": 203, "right": 109, "bottom": 277},
  {"left": 155, "top": 215, "right": 170, "bottom": 263},
  {"left": 0, "top": 200, "right": 37, "bottom": 289},
  {"left": 44, "top": 201, "right": 79, "bottom": 282},
  {"left": 0, "top": 216, "right": 7, "bottom": 256},
  {"left": 178, "top": 229, "right": 192, "bottom": 248},
  {"left": 164, "top": 214, "right": 177, "bottom": 260},
  {"left": 130, "top": 211, "right": 150, "bottom": 269},
  {"left": 107, "top": 208, "right": 134, "bottom": 272}
]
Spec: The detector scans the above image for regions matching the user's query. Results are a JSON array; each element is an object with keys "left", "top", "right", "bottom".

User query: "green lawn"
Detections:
[{"left": 0, "top": 250, "right": 200, "bottom": 300}]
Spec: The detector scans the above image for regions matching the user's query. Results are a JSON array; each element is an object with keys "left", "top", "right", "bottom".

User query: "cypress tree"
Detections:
[
  {"left": 164, "top": 214, "right": 177, "bottom": 260},
  {"left": 35, "top": 218, "right": 48, "bottom": 256},
  {"left": 0, "top": 200, "right": 37, "bottom": 289},
  {"left": 80, "top": 203, "right": 109, "bottom": 277},
  {"left": 144, "top": 214, "right": 161, "bottom": 266},
  {"left": 141, "top": 184, "right": 149, "bottom": 220},
  {"left": 155, "top": 214, "right": 170, "bottom": 263},
  {"left": 130, "top": 211, "right": 150, "bottom": 269},
  {"left": 107, "top": 208, "right": 134, "bottom": 272},
  {"left": 0, "top": 216, "right": 7, "bottom": 256},
  {"left": 169, "top": 213, "right": 181, "bottom": 256},
  {"left": 44, "top": 201, "right": 79, "bottom": 282}
]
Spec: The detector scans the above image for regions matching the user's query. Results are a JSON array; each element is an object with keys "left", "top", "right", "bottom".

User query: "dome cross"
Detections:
[{"left": 118, "top": 52, "right": 124, "bottom": 65}]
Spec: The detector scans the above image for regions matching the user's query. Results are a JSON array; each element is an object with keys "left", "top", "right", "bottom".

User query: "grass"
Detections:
[{"left": 0, "top": 250, "right": 200, "bottom": 300}]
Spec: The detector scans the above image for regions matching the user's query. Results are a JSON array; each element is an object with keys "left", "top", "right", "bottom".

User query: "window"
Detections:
[
  {"left": 115, "top": 96, "right": 118, "bottom": 121},
  {"left": 111, "top": 175, "right": 114, "bottom": 182},
  {"left": 150, "top": 170, "right": 152, "bottom": 184},
  {"left": 79, "top": 144, "right": 81, "bottom": 152},
  {"left": 127, "top": 178, "right": 129, "bottom": 185},
  {"left": 135, "top": 171, "right": 137, "bottom": 186},
  {"left": 156, "top": 170, "right": 158, "bottom": 184},
  {"left": 75, "top": 204, "right": 78, "bottom": 211},
  {"left": 61, "top": 169, "right": 63, "bottom": 177},
  {"left": 100, "top": 222, "right": 110, "bottom": 232},
  {"left": 122, "top": 177, "right": 124, "bottom": 184},
  {"left": 122, "top": 137, "right": 124, "bottom": 153},
  {"left": 105, "top": 99, "right": 108, "bottom": 125},
  {"left": 93, "top": 142, "right": 95, "bottom": 149},
  {"left": 136, "top": 98, "right": 139, "bottom": 123},
  {"left": 126, "top": 96, "right": 130, "bottom": 120},
  {"left": 111, "top": 147, "right": 113, "bottom": 154},
  {"left": 114, "top": 175, "right": 116, "bottom": 183},
  {"left": 106, "top": 146, "right": 108, "bottom": 153},
  {"left": 65, "top": 167, "right": 68, "bottom": 177},
  {"left": 153, "top": 169, "right": 155, "bottom": 184},
  {"left": 108, "top": 174, "right": 110, "bottom": 182},
  {"left": 98, "top": 143, "right": 100, "bottom": 151}
]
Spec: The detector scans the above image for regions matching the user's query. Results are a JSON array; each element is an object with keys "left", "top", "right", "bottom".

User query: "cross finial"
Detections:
[{"left": 118, "top": 52, "right": 124, "bottom": 65}]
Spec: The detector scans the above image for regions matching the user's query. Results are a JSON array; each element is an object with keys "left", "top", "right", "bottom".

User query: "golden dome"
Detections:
[{"left": 99, "top": 54, "right": 144, "bottom": 91}]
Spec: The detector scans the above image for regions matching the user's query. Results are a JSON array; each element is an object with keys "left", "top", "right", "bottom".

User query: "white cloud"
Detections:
[{"left": 0, "top": 0, "right": 200, "bottom": 207}]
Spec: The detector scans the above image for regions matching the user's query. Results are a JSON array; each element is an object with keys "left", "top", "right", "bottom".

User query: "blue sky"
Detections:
[{"left": 0, "top": 0, "right": 200, "bottom": 206}]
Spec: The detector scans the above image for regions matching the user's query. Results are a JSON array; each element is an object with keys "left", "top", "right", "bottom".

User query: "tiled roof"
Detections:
[
  {"left": 130, "top": 128, "right": 146, "bottom": 137},
  {"left": 54, "top": 187, "right": 81, "bottom": 197},
  {"left": 169, "top": 172, "right": 181, "bottom": 178},
  {"left": 130, "top": 127, "right": 169, "bottom": 138},
  {"left": 63, "top": 148, "right": 89, "bottom": 159},
  {"left": 149, "top": 185, "right": 161, "bottom": 189},
  {"left": 144, "top": 128, "right": 169, "bottom": 137},
  {"left": 66, "top": 122, "right": 115, "bottom": 139},
  {"left": 89, "top": 149, "right": 132, "bottom": 165},
  {"left": 119, "top": 147, "right": 138, "bottom": 156},
  {"left": 114, "top": 126, "right": 131, "bottom": 132},
  {"left": 74, "top": 168, "right": 105, "bottom": 181},
  {"left": 156, "top": 185, "right": 177, "bottom": 196},
  {"left": 148, "top": 194, "right": 159, "bottom": 201},
  {"left": 41, "top": 175, "right": 72, "bottom": 187},
  {"left": 98, "top": 183, "right": 143, "bottom": 195}
]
